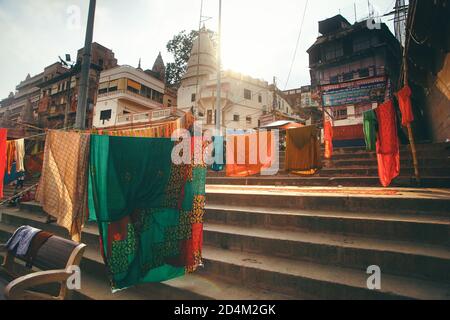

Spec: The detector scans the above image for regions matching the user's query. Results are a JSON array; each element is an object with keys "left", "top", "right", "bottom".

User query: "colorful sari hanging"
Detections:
[
  {"left": 285, "top": 125, "right": 321, "bottom": 175},
  {"left": 375, "top": 100, "right": 400, "bottom": 187},
  {"left": 6, "top": 140, "right": 16, "bottom": 175},
  {"left": 395, "top": 85, "right": 414, "bottom": 126},
  {"left": 324, "top": 121, "right": 333, "bottom": 159},
  {"left": 0, "top": 129, "right": 7, "bottom": 199},
  {"left": 363, "top": 109, "right": 377, "bottom": 151},
  {"left": 36, "top": 130, "right": 90, "bottom": 242},
  {"left": 226, "top": 131, "right": 273, "bottom": 177},
  {"left": 88, "top": 135, "right": 206, "bottom": 291}
]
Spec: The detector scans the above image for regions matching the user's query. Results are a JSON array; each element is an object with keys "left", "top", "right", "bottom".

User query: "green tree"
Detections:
[
  {"left": 166, "top": 30, "right": 198, "bottom": 87},
  {"left": 166, "top": 29, "right": 216, "bottom": 87}
]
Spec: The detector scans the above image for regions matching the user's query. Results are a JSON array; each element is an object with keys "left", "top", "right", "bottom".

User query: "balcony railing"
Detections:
[{"left": 116, "top": 108, "right": 172, "bottom": 125}]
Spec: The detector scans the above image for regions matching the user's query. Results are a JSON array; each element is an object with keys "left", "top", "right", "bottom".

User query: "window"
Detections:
[
  {"left": 343, "top": 72, "right": 353, "bottom": 81},
  {"left": 246, "top": 116, "right": 252, "bottom": 124},
  {"left": 127, "top": 85, "right": 139, "bottom": 94},
  {"left": 244, "top": 89, "right": 252, "bottom": 100},
  {"left": 100, "top": 109, "right": 112, "bottom": 124},
  {"left": 333, "top": 108, "right": 348, "bottom": 120},
  {"left": 191, "top": 93, "right": 196, "bottom": 102},
  {"left": 353, "top": 37, "right": 371, "bottom": 52},
  {"left": 358, "top": 68, "right": 370, "bottom": 78},
  {"left": 98, "top": 88, "right": 108, "bottom": 95},
  {"left": 207, "top": 110, "right": 213, "bottom": 124},
  {"left": 233, "top": 114, "right": 240, "bottom": 122},
  {"left": 258, "top": 95, "right": 262, "bottom": 103},
  {"left": 330, "top": 75, "right": 339, "bottom": 84},
  {"left": 324, "top": 43, "right": 344, "bottom": 61}
]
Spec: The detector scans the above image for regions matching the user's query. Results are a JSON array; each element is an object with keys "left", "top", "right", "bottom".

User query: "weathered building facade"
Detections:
[
  {"left": 404, "top": 0, "right": 450, "bottom": 143},
  {"left": 307, "top": 15, "right": 401, "bottom": 146}
]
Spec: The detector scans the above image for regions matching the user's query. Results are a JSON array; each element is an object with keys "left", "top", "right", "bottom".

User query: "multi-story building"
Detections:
[
  {"left": 283, "top": 85, "right": 319, "bottom": 110},
  {"left": 0, "top": 43, "right": 118, "bottom": 133},
  {"left": 92, "top": 64, "right": 171, "bottom": 129},
  {"left": 283, "top": 85, "right": 321, "bottom": 125},
  {"left": 307, "top": 14, "right": 401, "bottom": 146},
  {"left": 177, "top": 27, "right": 295, "bottom": 131}
]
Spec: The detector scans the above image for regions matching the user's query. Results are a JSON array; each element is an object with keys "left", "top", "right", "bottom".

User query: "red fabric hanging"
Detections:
[
  {"left": 395, "top": 85, "right": 414, "bottom": 126},
  {"left": 324, "top": 121, "right": 333, "bottom": 159},
  {"left": 375, "top": 100, "right": 400, "bottom": 187},
  {"left": 0, "top": 129, "right": 7, "bottom": 199}
]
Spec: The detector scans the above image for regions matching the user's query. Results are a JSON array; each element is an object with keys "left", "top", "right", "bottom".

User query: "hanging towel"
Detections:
[
  {"left": 375, "top": 100, "right": 400, "bottom": 187},
  {"left": 0, "top": 129, "right": 7, "bottom": 198},
  {"left": 285, "top": 125, "right": 321, "bottom": 174},
  {"left": 395, "top": 85, "right": 414, "bottom": 126},
  {"left": 324, "top": 121, "right": 333, "bottom": 159},
  {"left": 363, "top": 109, "right": 377, "bottom": 151},
  {"left": 5, "top": 225, "right": 41, "bottom": 257},
  {"left": 36, "top": 130, "right": 90, "bottom": 242},
  {"left": 14, "top": 138, "right": 25, "bottom": 172},
  {"left": 88, "top": 135, "right": 206, "bottom": 291}
]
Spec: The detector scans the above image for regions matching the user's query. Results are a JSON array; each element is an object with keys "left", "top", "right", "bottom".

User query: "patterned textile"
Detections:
[
  {"left": 226, "top": 131, "right": 273, "bottom": 177},
  {"left": 375, "top": 100, "right": 400, "bottom": 187},
  {"left": 285, "top": 125, "right": 321, "bottom": 175},
  {"left": 0, "top": 129, "right": 7, "bottom": 199},
  {"left": 88, "top": 135, "right": 206, "bottom": 291},
  {"left": 363, "top": 110, "right": 377, "bottom": 151},
  {"left": 101, "top": 120, "right": 181, "bottom": 138},
  {"left": 14, "top": 138, "right": 25, "bottom": 172},
  {"left": 36, "top": 130, "right": 90, "bottom": 242},
  {"left": 395, "top": 85, "right": 414, "bottom": 126},
  {"left": 324, "top": 121, "right": 333, "bottom": 159}
]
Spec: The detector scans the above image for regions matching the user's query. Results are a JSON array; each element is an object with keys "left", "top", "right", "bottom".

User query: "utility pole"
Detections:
[
  {"left": 75, "top": 0, "right": 96, "bottom": 130},
  {"left": 215, "top": 0, "right": 222, "bottom": 134}
]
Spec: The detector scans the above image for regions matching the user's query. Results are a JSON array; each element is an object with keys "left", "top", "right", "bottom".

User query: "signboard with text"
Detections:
[{"left": 321, "top": 76, "right": 386, "bottom": 107}]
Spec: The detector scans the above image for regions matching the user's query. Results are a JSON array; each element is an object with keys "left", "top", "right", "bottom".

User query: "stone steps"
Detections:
[
  {"left": 205, "top": 186, "right": 450, "bottom": 216},
  {"left": 205, "top": 204, "right": 450, "bottom": 244},
  {"left": 206, "top": 176, "right": 450, "bottom": 188},
  {"left": 1, "top": 212, "right": 448, "bottom": 300},
  {"left": 1, "top": 185, "right": 450, "bottom": 300},
  {"left": 0, "top": 209, "right": 296, "bottom": 301},
  {"left": 203, "top": 222, "right": 450, "bottom": 283}
]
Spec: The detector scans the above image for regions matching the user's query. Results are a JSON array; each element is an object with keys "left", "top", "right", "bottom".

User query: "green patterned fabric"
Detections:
[
  {"left": 363, "top": 110, "right": 377, "bottom": 151},
  {"left": 88, "top": 135, "right": 206, "bottom": 291}
]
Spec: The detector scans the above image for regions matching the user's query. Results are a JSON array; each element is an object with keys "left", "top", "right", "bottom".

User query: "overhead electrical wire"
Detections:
[{"left": 284, "top": 0, "right": 309, "bottom": 90}]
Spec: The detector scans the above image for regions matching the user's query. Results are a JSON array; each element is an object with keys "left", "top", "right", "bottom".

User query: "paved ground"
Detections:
[{"left": 206, "top": 185, "right": 450, "bottom": 200}]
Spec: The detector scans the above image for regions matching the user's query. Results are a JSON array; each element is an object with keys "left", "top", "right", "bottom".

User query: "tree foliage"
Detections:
[
  {"left": 165, "top": 30, "right": 198, "bottom": 87},
  {"left": 165, "top": 29, "right": 217, "bottom": 87}
]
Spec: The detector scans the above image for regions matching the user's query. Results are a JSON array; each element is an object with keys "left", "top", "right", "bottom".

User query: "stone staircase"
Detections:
[
  {"left": 207, "top": 142, "right": 450, "bottom": 188},
  {"left": 1, "top": 185, "right": 449, "bottom": 300}
]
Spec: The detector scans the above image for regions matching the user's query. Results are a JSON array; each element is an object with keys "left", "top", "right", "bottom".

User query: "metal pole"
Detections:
[
  {"left": 64, "top": 72, "right": 72, "bottom": 129},
  {"left": 215, "top": 0, "right": 222, "bottom": 134},
  {"left": 194, "top": 0, "right": 204, "bottom": 119},
  {"left": 75, "top": 0, "right": 96, "bottom": 129}
]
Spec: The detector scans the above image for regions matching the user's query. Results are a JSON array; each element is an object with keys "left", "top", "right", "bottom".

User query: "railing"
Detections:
[
  {"left": 116, "top": 108, "right": 172, "bottom": 125},
  {"left": 98, "top": 89, "right": 163, "bottom": 106}
]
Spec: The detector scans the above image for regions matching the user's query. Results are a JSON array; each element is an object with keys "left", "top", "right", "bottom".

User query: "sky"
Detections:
[{"left": 0, "top": 0, "right": 397, "bottom": 98}]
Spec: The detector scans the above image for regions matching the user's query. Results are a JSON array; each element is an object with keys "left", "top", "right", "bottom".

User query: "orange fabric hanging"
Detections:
[
  {"left": 324, "top": 121, "right": 333, "bottom": 159},
  {"left": 0, "top": 129, "right": 7, "bottom": 199},
  {"left": 395, "top": 85, "right": 414, "bottom": 126},
  {"left": 226, "top": 131, "right": 273, "bottom": 177},
  {"left": 375, "top": 100, "right": 400, "bottom": 187},
  {"left": 6, "top": 140, "right": 16, "bottom": 174}
]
